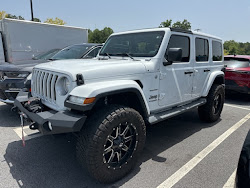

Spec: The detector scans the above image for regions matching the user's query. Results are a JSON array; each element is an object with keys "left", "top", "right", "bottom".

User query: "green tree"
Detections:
[
  {"left": 33, "top": 18, "right": 41, "bottom": 22},
  {"left": 0, "top": 11, "right": 7, "bottom": 19},
  {"left": 1, "top": 11, "right": 41, "bottom": 23},
  {"left": 159, "top": 19, "right": 191, "bottom": 30},
  {"left": 88, "top": 27, "right": 113, "bottom": 43},
  {"left": 172, "top": 19, "right": 191, "bottom": 30},
  {"left": 44, "top": 17, "right": 66, "bottom": 25},
  {"left": 159, "top": 19, "right": 172, "bottom": 28},
  {"left": 245, "top": 42, "right": 250, "bottom": 54},
  {"left": 6, "top": 14, "right": 24, "bottom": 20},
  {"left": 223, "top": 40, "right": 250, "bottom": 55},
  {"left": 224, "top": 40, "right": 240, "bottom": 55}
]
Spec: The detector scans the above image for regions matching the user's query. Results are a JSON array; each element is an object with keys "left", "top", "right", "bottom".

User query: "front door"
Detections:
[{"left": 159, "top": 34, "right": 194, "bottom": 108}]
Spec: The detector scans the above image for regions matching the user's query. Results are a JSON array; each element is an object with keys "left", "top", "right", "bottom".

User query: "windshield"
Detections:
[
  {"left": 51, "top": 44, "right": 94, "bottom": 60},
  {"left": 224, "top": 60, "right": 250, "bottom": 68},
  {"left": 99, "top": 31, "right": 165, "bottom": 57},
  {"left": 33, "top": 49, "right": 61, "bottom": 60}
]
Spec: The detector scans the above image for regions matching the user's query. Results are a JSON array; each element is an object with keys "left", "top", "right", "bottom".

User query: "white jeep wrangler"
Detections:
[{"left": 14, "top": 27, "right": 225, "bottom": 183}]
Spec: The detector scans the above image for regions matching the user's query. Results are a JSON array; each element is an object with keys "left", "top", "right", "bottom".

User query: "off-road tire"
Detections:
[
  {"left": 76, "top": 105, "right": 146, "bottom": 183},
  {"left": 198, "top": 84, "right": 225, "bottom": 122}
]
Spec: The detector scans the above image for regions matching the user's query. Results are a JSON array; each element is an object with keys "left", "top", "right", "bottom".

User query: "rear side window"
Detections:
[
  {"left": 224, "top": 60, "right": 249, "bottom": 68},
  {"left": 167, "top": 35, "right": 190, "bottom": 62},
  {"left": 195, "top": 38, "right": 209, "bottom": 62},
  {"left": 212, "top": 41, "right": 222, "bottom": 61}
]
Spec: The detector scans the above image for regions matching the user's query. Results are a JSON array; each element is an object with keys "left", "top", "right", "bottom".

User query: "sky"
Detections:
[{"left": 2, "top": 0, "right": 250, "bottom": 42}]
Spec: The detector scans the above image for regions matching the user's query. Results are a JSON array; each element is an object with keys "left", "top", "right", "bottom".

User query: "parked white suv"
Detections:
[{"left": 14, "top": 27, "right": 225, "bottom": 183}]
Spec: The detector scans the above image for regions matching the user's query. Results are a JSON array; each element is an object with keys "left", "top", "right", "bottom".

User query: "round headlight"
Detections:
[{"left": 56, "top": 77, "right": 71, "bottom": 96}]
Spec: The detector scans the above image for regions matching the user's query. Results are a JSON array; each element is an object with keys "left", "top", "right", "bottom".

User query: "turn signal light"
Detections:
[{"left": 84, "top": 97, "right": 96, "bottom": 104}]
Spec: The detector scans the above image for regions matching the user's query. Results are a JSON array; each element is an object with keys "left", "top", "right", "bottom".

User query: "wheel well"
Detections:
[
  {"left": 213, "top": 75, "right": 225, "bottom": 85},
  {"left": 135, "top": 80, "right": 143, "bottom": 89},
  {"left": 87, "top": 92, "right": 148, "bottom": 121}
]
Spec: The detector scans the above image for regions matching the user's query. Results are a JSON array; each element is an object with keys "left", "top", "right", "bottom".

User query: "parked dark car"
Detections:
[
  {"left": 236, "top": 129, "right": 250, "bottom": 188},
  {"left": 0, "top": 43, "right": 102, "bottom": 104},
  {"left": 49, "top": 43, "right": 102, "bottom": 60},
  {"left": 224, "top": 55, "right": 250, "bottom": 94},
  {"left": 0, "top": 48, "right": 61, "bottom": 104},
  {"left": 0, "top": 48, "right": 61, "bottom": 71}
]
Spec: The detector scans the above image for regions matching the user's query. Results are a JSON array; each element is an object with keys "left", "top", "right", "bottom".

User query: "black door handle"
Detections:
[
  {"left": 204, "top": 69, "right": 210, "bottom": 72},
  {"left": 236, "top": 71, "right": 248, "bottom": 74},
  {"left": 184, "top": 71, "right": 194, "bottom": 74}
]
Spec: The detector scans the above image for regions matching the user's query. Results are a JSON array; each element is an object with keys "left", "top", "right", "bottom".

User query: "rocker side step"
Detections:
[{"left": 148, "top": 98, "right": 207, "bottom": 124}]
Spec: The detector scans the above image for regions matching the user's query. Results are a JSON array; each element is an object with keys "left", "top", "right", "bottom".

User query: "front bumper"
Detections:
[
  {"left": 0, "top": 78, "right": 26, "bottom": 103},
  {"left": 14, "top": 91, "right": 87, "bottom": 135}
]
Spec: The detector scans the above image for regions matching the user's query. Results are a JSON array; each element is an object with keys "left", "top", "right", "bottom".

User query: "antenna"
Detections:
[{"left": 194, "top": 29, "right": 201, "bottom": 32}]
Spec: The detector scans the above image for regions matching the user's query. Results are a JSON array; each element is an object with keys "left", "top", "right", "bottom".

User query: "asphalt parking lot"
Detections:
[{"left": 0, "top": 93, "right": 249, "bottom": 188}]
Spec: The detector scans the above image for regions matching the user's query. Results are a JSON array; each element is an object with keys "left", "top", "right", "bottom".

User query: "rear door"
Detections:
[
  {"left": 0, "top": 32, "right": 5, "bottom": 62},
  {"left": 192, "top": 36, "right": 210, "bottom": 98}
]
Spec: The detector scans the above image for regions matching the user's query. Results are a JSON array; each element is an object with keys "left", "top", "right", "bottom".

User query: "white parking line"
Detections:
[
  {"left": 223, "top": 169, "right": 237, "bottom": 188},
  {"left": 224, "top": 104, "right": 250, "bottom": 111},
  {"left": 13, "top": 126, "right": 41, "bottom": 141},
  {"left": 157, "top": 112, "right": 250, "bottom": 188},
  {"left": 13, "top": 126, "right": 28, "bottom": 138}
]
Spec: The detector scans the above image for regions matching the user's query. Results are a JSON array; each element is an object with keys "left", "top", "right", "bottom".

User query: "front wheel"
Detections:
[
  {"left": 76, "top": 105, "right": 146, "bottom": 183},
  {"left": 198, "top": 84, "right": 225, "bottom": 122}
]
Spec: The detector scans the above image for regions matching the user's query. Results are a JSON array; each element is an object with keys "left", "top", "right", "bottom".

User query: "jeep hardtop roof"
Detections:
[{"left": 111, "top": 27, "right": 222, "bottom": 41}]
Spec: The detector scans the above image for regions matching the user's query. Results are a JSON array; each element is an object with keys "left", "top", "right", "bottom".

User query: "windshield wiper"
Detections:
[
  {"left": 101, "top": 52, "right": 111, "bottom": 59},
  {"left": 117, "top": 53, "right": 138, "bottom": 60},
  {"left": 49, "top": 58, "right": 58, "bottom": 61}
]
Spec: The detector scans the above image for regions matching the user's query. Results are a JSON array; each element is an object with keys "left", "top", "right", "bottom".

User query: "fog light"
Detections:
[
  {"left": 43, "top": 121, "right": 53, "bottom": 131},
  {"left": 48, "top": 121, "right": 52, "bottom": 131}
]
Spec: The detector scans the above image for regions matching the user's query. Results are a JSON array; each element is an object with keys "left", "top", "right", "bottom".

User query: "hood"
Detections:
[
  {"left": 0, "top": 62, "right": 21, "bottom": 72},
  {"left": 0, "top": 59, "right": 47, "bottom": 72},
  {"left": 12, "top": 59, "right": 47, "bottom": 68},
  {"left": 35, "top": 58, "right": 147, "bottom": 81}
]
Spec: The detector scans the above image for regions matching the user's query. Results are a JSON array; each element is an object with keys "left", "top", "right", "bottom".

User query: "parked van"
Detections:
[{"left": 0, "top": 18, "right": 88, "bottom": 65}]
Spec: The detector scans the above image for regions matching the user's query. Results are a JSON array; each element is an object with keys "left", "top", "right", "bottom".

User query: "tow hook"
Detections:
[
  {"left": 29, "top": 122, "right": 38, "bottom": 130},
  {"left": 11, "top": 106, "right": 18, "bottom": 112}
]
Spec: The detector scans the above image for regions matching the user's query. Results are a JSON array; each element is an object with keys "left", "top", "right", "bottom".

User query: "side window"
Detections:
[
  {"left": 195, "top": 38, "right": 209, "bottom": 62},
  {"left": 167, "top": 35, "right": 190, "bottom": 62},
  {"left": 85, "top": 47, "right": 101, "bottom": 58},
  {"left": 212, "top": 41, "right": 222, "bottom": 61}
]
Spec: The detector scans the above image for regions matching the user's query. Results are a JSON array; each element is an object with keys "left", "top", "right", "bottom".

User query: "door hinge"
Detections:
[
  {"left": 159, "top": 93, "right": 165, "bottom": 100},
  {"left": 160, "top": 72, "right": 167, "bottom": 80}
]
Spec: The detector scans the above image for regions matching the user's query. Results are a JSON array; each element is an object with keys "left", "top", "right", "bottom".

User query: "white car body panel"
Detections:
[
  {"left": 35, "top": 58, "right": 147, "bottom": 82},
  {"left": 70, "top": 80, "right": 150, "bottom": 115},
  {"left": 201, "top": 70, "right": 224, "bottom": 97}
]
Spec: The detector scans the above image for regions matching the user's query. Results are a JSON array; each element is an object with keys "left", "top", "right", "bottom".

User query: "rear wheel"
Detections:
[
  {"left": 198, "top": 84, "right": 225, "bottom": 122},
  {"left": 76, "top": 105, "right": 146, "bottom": 183}
]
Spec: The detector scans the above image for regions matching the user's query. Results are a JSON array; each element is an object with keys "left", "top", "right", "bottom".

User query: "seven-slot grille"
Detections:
[{"left": 32, "top": 69, "right": 59, "bottom": 102}]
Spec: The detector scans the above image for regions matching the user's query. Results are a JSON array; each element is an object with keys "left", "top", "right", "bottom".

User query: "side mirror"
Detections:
[{"left": 164, "top": 48, "right": 182, "bottom": 65}]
